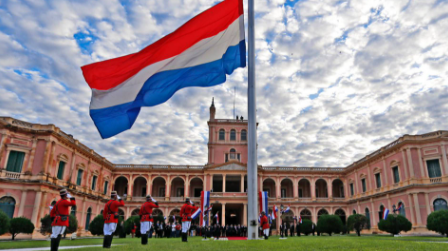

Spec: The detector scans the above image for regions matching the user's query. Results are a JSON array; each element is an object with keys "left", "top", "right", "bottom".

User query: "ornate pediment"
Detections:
[{"left": 207, "top": 162, "right": 247, "bottom": 170}]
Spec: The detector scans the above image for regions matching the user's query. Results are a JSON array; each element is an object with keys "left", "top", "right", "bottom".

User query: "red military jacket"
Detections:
[
  {"left": 50, "top": 198, "right": 76, "bottom": 227},
  {"left": 139, "top": 201, "right": 159, "bottom": 222},
  {"left": 103, "top": 199, "right": 125, "bottom": 223},
  {"left": 260, "top": 215, "right": 269, "bottom": 230},
  {"left": 180, "top": 203, "right": 197, "bottom": 222}
]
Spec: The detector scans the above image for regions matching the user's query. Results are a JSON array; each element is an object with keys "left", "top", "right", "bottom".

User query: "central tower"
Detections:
[{"left": 207, "top": 98, "right": 249, "bottom": 166}]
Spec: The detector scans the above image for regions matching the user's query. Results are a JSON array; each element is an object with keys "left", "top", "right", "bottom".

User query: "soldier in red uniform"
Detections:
[
  {"left": 50, "top": 189, "right": 76, "bottom": 251},
  {"left": 139, "top": 194, "right": 159, "bottom": 245},
  {"left": 179, "top": 197, "right": 197, "bottom": 242},
  {"left": 102, "top": 191, "right": 125, "bottom": 248},
  {"left": 259, "top": 211, "right": 270, "bottom": 240}
]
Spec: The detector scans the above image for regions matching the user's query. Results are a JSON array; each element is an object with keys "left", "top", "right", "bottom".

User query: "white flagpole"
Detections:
[{"left": 247, "top": 0, "right": 258, "bottom": 240}]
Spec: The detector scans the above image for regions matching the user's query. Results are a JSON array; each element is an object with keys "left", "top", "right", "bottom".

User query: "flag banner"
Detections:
[
  {"left": 81, "top": 0, "right": 246, "bottom": 139},
  {"left": 214, "top": 212, "right": 219, "bottom": 224},
  {"left": 383, "top": 208, "right": 390, "bottom": 220},
  {"left": 282, "top": 206, "right": 290, "bottom": 214},
  {"left": 259, "top": 191, "right": 269, "bottom": 214},
  {"left": 272, "top": 205, "right": 278, "bottom": 220},
  {"left": 268, "top": 214, "right": 272, "bottom": 224},
  {"left": 200, "top": 191, "right": 211, "bottom": 227},
  {"left": 191, "top": 208, "right": 201, "bottom": 220},
  {"left": 395, "top": 203, "right": 402, "bottom": 212}
]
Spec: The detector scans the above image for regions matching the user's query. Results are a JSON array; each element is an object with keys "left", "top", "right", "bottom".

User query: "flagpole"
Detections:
[{"left": 247, "top": 0, "right": 258, "bottom": 240}]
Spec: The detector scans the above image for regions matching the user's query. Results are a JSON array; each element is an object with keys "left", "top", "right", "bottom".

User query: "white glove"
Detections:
[
  {"left": 49, "top": 206, "right": 53, "bottom": 210},
  {"left": 66, "top": 193, "right": 72, "bottom": 199},
  {"left": 117, "top": 195, "right": 121, "bottom": 200}
]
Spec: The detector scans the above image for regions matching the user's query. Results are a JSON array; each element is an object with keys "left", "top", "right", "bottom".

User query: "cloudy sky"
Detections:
[{"left": 1, "top": 0, "right": 447, "bottom": 167}]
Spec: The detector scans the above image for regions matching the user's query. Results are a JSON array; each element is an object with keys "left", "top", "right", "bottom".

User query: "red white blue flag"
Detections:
[
  {"left": 259, "top": 191, "right": 269, "bottom": 214},
  {"left": 200, "top": 191, "right": 211, "bottom": 227},
  {"left": 214, "top": 212, "right": 219, "bottom": 224},
  {"left": 271, "top": 205, "right": 278, "bottom": 220},
  {"left": 81, "top": 0, "right": 246, "bottom": 138},
  {"left": 282, "top": 206, "right": 290, "bottom": 214}
]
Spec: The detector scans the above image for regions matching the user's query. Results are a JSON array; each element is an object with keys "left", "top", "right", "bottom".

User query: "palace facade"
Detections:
[{"left": 1, "top": 100, "right": 448, "bottom": 238}]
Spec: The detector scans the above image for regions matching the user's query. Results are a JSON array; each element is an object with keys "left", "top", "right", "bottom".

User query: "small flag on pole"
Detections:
[
  {"left": 383, "top": 208, "right": 390, "bottom": 220},
  {"left": 191, "top": 208, "right": 201, "bottom": 220},
  {"left": 259, "top": 191, "right": 269, "bottom": 214},
  {"left": 200, "top": 191, "right": 211, "bottom": 227},
  {"left": 282, "top": 206, "right": 290, "bottom": 214},
  {"left": 214, "top": 212, "right": 219, "bottom": 225},
  {"left": 272, "top": 205, "right": 278, "bottom": 220}
]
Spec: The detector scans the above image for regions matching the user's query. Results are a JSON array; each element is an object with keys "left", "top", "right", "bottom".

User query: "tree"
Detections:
[
  {"left": 0, "top": 210, "right": 11, "bottom": 235},
  {"left": 378, "top": 214, "right": 412, "bottom": 235},
  {"left": 88, "top": 214, "right": 105, "bottom": 236},
  {"left": 116, "top": 216, "right": 126, "bottom": 238},
  {"left": 427, "top": 210, "right": 448, "bottom": 237},
  {"left": 316, "top": 215, "right": 343, "bottom": 236},
  {"left": 9, "top": 217, "right": 35, "bottom": 240},
  {"left": 124, "top": 216, "right": 141, "bottom": 237},
  {"left": 347, "top": 214, "right": 368, "bottom": 236},
  {"left": 300, "top": 219, "right": 314, "bottom": 235},
  {"left": 66, "top": 215, "right": 78, "bottom": 234}
]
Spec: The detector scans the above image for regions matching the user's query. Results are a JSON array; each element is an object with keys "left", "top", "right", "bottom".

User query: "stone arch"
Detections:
[
  {"left": 262, "top": 178, "right": 276, "bottom": 198},
  {"left": 332, "top": 179, "right": 344, "bottom": 198},
  {"left": 280, "top": 178, "right": 293, "bottom": 198},
  {"left": 114, "top": 176, "right": 129, "bottom": 196},
  {"left": 315, "top": 179, "right": 328, "bottom": 198},
  {"left": 133, "top": 176, "right": 148, "bottom": 197},
  {"left": 131, "top": 208, "right": 140, "bottom": 216},
  {"left": 171, "top": 177, "right": 185, "bottom": 198},
  {"left": 365, "top": 207, "right": 371, "bottom": 229},
  {"left": 152, "top": 177, "right": 166, "bottom": 198},
  {"left": 0, "top": 196, "right": 16, "bottom": 218},
  {"left": 334, "top": 208, "right": 346, "bottom": 224},
  {"left": 298, "top": 178, "right": 311, "bottom": 198},
  {"left": 317, "top": 208, "right": 328, "bottom": 220},
  {"left": 300, "top": 209, "right": 312, "bottom": 220},
  {"left": 190, "top": 177, "right": 203, "bottom": 198}
]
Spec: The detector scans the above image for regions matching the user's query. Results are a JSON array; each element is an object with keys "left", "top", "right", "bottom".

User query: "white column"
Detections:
[
  {"left": 18, "top": 190, "right": 27, "bottom": 216},
  {"left": 441, "top": 143, "right": 448, "bottom": 175},
  {"left": 223, "top": 174, "right": 226, "bottom": 193},
  {"left": 406, "top": 148, "right": 415, "bottom": 178},
  {"left": 222, "top": 203, "right": 226, "bottom": 226}
]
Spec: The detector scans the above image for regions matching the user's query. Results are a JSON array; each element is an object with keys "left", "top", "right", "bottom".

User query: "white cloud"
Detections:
[{"left": 0, "top": 0, "right": 447, "bottom": 167}]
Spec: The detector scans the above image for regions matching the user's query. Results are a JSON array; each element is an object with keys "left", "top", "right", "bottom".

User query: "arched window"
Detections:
[
  {"left": 0, "top": 196, "right": 16, "bottom": 218},
  {"left": 378, "top": 205, "right": 385, "bottom": 221},
  {"left": 230, "top": 149, "right": 236, "bottom": 159},
  {"left": 397, "top": 202, "right": 406, "bottom": 217},
  {"left": 219, "top": 129, "right": 225, "bottom": 140},
  {"left": 230, "top": 129, "right": 236, "bottom": 141},
  {"left": 434, "top": 199, "right": 448, "bottom": 211},
  {"left": 85, "top": 208, "right": 92, "bottom": 230},
  {"left": 300, "top": 209, "right": 312, "bottom": 220},
  {"left": 241, "top": 130, "right": 247, "bottom": 141},
  {"left": 365, "top": 208, "right": 371, "bottom": 229},
  {"left": 317, "top": 209, "right": 328, "bottom": 220},
  {"left": 352, "top": 209, "right": 356, "bottom": 215}
]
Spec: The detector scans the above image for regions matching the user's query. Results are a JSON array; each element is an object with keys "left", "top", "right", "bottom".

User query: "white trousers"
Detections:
[
  {"left": 263, "top": 229, "right": 269, "bottom": 236},
  {"left": 140, "top": 221, "right": 152, "bottom": 234},
  {"left": 51, "top": 226, "right": 66, "bottom": 238},
  {"left": 181, "top": 221, "right": 191, "bottom": 233},
  {"left": 103, "top": 223, "right": 117, "bottom": 235}
]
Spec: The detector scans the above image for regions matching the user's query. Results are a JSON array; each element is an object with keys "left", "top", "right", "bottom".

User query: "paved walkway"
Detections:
[{"left": 6, "top": 244, "right": 121, "bottom": 251}]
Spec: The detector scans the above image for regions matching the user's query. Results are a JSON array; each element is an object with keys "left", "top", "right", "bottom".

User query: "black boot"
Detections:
[
  {"left": 103, "top": 235, "right": 108, "bottom": 248},
  {"left": 264, "top": 235, "right": 268, "bottom": 240},
  {"left": 51, "top": 238, "right": 58, "bottom": 251},
  {"left": 108, "top": 235, "right": 114, "bottom": 248},
  {"left": 141, "top": 232, "right": 148, "bottom": 245}
]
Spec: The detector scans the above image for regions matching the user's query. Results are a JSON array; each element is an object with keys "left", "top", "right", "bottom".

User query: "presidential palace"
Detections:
[{"left": 1, "top": 100, "right": 447, "bottom": 238}]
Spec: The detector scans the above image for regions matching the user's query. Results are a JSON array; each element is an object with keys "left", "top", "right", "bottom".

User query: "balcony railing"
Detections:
[
  {"left": 2, "top": 171, "right": 21, "bottom": 179},
  {"left": 430, "top": 177, "right": 442, "bottom": 183}
]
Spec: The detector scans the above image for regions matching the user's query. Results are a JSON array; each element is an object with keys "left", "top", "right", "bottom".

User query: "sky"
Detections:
[{"left": 1, "top": 0, "right": 448, "bottom": 167}]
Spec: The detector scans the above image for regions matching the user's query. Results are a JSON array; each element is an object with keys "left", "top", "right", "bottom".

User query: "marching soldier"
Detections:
[
  {"left": 179, "top": 197, "right": 197, "bottom": 242},
  {"left": 139, "top": 195, "right": 159, "bottom": 245},
  {"left": 259, "top": 211, "right": 270, "bottom": 240},
  {"left": 102, "top": 191, "right": 124, "bottom": 248},
  {"left": 50, "top": 189, "right": 76, "bottom": 251}
]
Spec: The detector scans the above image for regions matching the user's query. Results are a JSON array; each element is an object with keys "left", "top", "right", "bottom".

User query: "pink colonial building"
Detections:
[{"left": 1, "top": 100, "right": 448, "bottom": 238}]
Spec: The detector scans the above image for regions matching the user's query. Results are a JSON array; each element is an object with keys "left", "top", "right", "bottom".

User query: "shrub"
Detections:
[
  {"left": 124, "top": 216, "right": 141, "bottom": 237},
  {"left": 88, "top": 214, "right": 104, "bottom": 236},
  {"left": 347, "top": 214, "right": 368, "bottom": 236},
  {"left": 300, "top": 219, "right": 314, "bottom": 235},
  {"left": 316, "top": 215, "right": 343, "bottom": 236},
  {"left": 427, "top": 210, "right": 448, "bottom": 237},
  {"left": 378, "top": 214, "right": 412, "bottom": 235},
  {"left": 116, "top": 216, "right": 126, "bottom": 238},
  {"left": 40, "top": 214, "right": 78, "bottom": 236},
  {"left": 0, "top": 210, "right": 11, "bottom": 235},
  {"left": 9, "top": 217, "right": 35, "bottom": 240},
  {"left": 66, "top": 215, "right": 78, "bottom": 234}
]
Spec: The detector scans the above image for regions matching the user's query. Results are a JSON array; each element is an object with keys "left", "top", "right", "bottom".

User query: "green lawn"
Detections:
[{"left": 0, "top": 235, "right": 447, "bottom": 250}]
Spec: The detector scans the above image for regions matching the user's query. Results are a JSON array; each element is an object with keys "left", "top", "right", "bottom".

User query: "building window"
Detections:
[
  {"left": 379, "top": 205, "right": 385, "bottom": 221},
  {"left": 76, "top": 169, "right": 83, "bottom": 186},
  {"left": 237, "top": 153, "right": 240, "bottom": 161},
  {"left": 241, "top": 130, "right": 247, "bottom": 141},
  {"left": 365, "top": 208, "right": 371, "bottom": 229},
  {"left": 104, "top": 181, "right": 109, "bottom": 195},
  {"left": 281, "top": 189, "right": 286, "bottom": 198},
  {"left": 219, "top": 129, "right": 225, "bottom": 140},
  {"left": 57, "top": 161, "right": 65, "bottom": 180},
  {"left": 230, "top": 149, "right": 236, "bottom": 159},
  {"left": 434, "top": 199, "right": 448, "bottom": 211},
  {"left": 392, "top": 166, "right": 400, "bottom": 183},
  {"left": 225, "top": 154, "right": 228, "bottom": 162},
  {"left": 427, "top": 159, "right": 442, "bottom": 178},
  {"left": 6, "top": 151, "right": 25, "bottom": 173},
  {"left": 375, "top": 173, "right": 381, "bottom": 188},
  {"left": 159, "top": 187, "right": 165, "bottom": 197},
  {"left": 350, "top": 183, "right": 354, "bottom": 196},
  {"left": 85, "top": 208, "right": 92, "bottom": 230},
  {"left": 0, "top": 196, "right": 16, "bottom": 218},
  {"left": 91, "top": 175, "right": 97, "bottom": 190},
  {"left": 361, "top": 178, "right": 366, "bottom": 192},
  {"left": 230, "top": 129, "right": 236, "bottom": 141}
]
